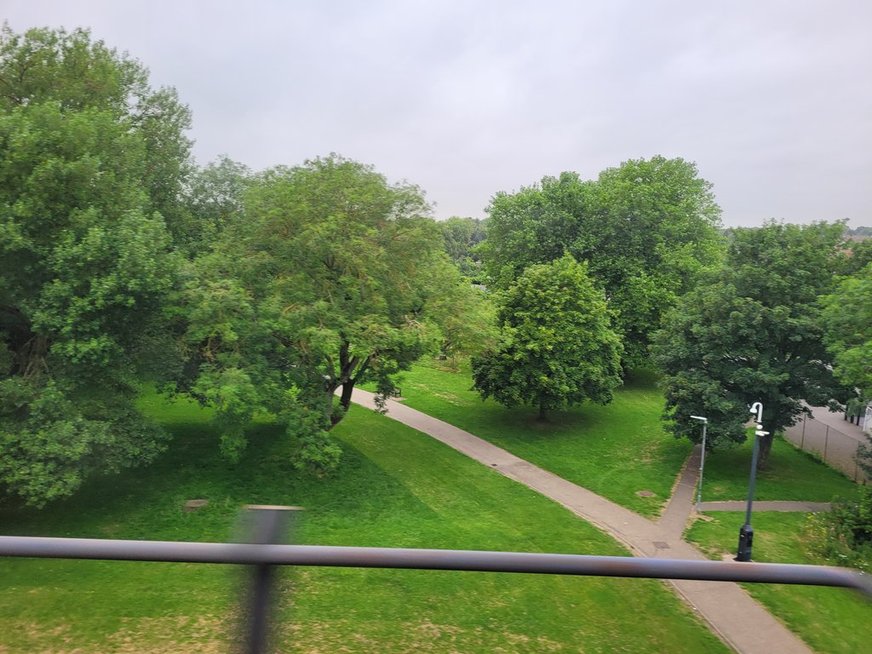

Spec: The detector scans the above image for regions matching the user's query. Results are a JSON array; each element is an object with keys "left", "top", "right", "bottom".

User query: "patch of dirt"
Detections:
[
  {"left": 105, "top": 615, "right": 229, "bottom": 654},
  {"left": 429, "top": 391, "right": 463, "bottom": 406}
]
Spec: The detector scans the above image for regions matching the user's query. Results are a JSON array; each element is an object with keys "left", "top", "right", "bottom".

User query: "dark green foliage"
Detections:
[
  {"left": 653, "top": 222, "right": 850, "bottom": 465},
  {"left": 480, "top": 157, "right": 724, "bottom": 368},
  {"left": 857, "top": 436, "right": 872, "bottom": 479},
  {"left": 805, "top": 487, "right": 872, "bottom": 572},
  {"left": 180, "top": 155, "right": 251, "bottom": 254},
  {"left": 472, "top": 255, "right": 623, "bottom": 419},
  {"left": 438, "top": 216, "right": 487, "bottom": 280},
  {"left": 845, "top": 225, "right": 872, "bottom": 237},
  {"left": 837, "top": 238, "right": 872, "bottom": 276},
  {"left": 0, "top": 26, "right": 188, "bottom": 505}
]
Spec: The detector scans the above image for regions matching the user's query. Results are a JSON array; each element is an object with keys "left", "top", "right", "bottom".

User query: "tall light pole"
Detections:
[
  {"left": 736, "top": 402, "right": 769, "bottom": 562},
  {"left": 690, "top": 415, "right": 708, "bottom": 507}
]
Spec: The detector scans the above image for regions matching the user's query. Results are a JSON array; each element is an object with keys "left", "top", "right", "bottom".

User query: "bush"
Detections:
[
  {"left": 805, "top": 487, "right": 872, "bottom": 572},
  {"left": 857, "top": 434, "right": 872, "bottom": 478}
]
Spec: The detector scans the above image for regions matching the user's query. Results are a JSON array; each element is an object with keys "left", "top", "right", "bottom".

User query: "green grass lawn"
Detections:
[
  {"left": 700, "top": 435, "right": 858, "bottom": 502},
  {"left": 392, "top": 360, "right": 860, "bottom": 514},
  {"left": 0, "top": 390, "right": 727, "bottom": 653},
  {"left": 391, "top": 360, "right": 692, "bottom": 516},
  {"left": 686, "top": 512, "right": 872, "bottom": 654}
]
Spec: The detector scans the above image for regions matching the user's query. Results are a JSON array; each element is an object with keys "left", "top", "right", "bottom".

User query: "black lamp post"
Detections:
[{"left": 736, "top": 402, "right": 768, "bottom": 562}]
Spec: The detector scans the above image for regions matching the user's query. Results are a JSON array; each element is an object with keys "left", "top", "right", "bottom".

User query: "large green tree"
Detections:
[
  {"left": 480, "top": 157, "right": 723, "bottom": 368},
  {"left": 652, "top": 222, "right": 850, "bottom": 466},
  {"left": 179, "top": 155, "right": 483, "bottom": 469},
  {"left": 0, "top": 27, "right": 189, "bottom": 505},
  {"left": 472, "top": 255, "right": 623, "bottom": 419},
  {"left": 482, "top": 156, "right": 722, "bottom": 367},
  {"left": 822, "top": 262, "right": 872, "bottom": 398}
]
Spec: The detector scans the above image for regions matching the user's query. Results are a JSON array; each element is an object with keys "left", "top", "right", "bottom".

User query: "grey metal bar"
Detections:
[
  {"left": 0, "top": 535, "right": 869, "bottom": 598},
  {"left": 239, "top": 506, "right": 296, "bottom": 654}
]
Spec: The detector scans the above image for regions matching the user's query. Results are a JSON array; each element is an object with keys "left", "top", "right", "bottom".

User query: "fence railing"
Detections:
[
  {"left": 2, "top": 506, "right": 871, "bottom": 653},
  {"left": 784, "top": 415, "right": 869, "bottom": 482}
]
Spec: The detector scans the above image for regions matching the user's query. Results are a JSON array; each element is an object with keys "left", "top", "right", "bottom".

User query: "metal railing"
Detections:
[{"left": 1, "top": 507, "right": 870, "bottom": 653}]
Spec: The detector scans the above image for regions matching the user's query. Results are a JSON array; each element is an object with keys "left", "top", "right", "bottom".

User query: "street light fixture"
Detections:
[
  {"left": 736, "top": 402, "right": 769, "bottom": 562},
  {"left": 689, "top": 415, "right": 708, "bottom": 507}
]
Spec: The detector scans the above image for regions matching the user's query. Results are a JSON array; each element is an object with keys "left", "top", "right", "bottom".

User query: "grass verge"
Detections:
[
  {"left": 392, "top": 361, "right": 692, "bottom": 516},
  {"left": 700, "top": 436, "right": 858, "bottom": 502},
  {"left": 0, "top": 390, "right": 727, "bottom": 653},
  {"left": 686, "top": 511, "right": 872, "bottom": 654},
  {"left": 392, "top": 360, "right": 860, "bottom": 513}
]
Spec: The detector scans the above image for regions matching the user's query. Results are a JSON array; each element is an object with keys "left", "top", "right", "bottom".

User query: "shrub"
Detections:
[{"left": 805, "top": 487, "right": 872, "bottom": 572}]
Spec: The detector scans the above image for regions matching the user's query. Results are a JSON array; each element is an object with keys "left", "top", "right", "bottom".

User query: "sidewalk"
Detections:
[
  {"left": 699, "top": 501, "right": 831, "bottom": 512},
  {"left": 350, "top": 389, "right": 813, "bottom": 654},
  {"left": 806, "top": 405, "right": 867, "bottom": 445}
]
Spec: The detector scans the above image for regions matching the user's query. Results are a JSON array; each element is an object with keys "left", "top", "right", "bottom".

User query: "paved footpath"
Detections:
[
  {"left": 699, "top": 501, "right": 831, "bottom": 513},
  {"left": 350, "top": 389, "right": 813, "bottom": 654}
]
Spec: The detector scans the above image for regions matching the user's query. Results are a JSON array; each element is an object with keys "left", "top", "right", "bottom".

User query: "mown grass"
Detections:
[
  {"left": 0, "top": 390, "right": 727, "bottom": 653},
  {"left": 392, "top": 360, "right": 692, "bottom": 516},
  {"left": 392, "top": 360, "right": 859, "bottom": 514},
  {"left": 686, "top": 512, "right": 872, "bottom": 654},
  {"left": 699, "top": 435, "right": 858, "bottom": 502}
]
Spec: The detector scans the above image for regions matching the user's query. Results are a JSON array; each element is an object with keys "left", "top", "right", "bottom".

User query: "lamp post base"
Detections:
[{"left": 735, "top": 524, "right": 754, "bottom": 562}]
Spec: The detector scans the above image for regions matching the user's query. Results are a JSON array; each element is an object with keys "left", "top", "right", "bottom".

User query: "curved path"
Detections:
[{"left": 350, "top": 389, "right": 813, "bottom": 654}]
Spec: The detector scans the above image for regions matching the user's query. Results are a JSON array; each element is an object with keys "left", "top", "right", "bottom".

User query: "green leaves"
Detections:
[
  {"left": 653, "top": 222, "right": 850, "bottom": 460},
  {"left": 472, "top": 255, "right": 623, "bottom": 418},
  {"left": 0, "top": 27, "right": 186, "bottom": 505},
  {"left": 177, "top": 155, "right": 484, "bottom": 470},
  {"left": 821, "top": 262, "right": 872, "bottom": 398},
  {"left": 481, "top": 157, "right": 724, "bottom": 369}
]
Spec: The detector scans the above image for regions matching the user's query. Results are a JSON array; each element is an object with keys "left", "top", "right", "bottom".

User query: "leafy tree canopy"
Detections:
[
  {"left": 821, "top": 262, "right": 872, "bottom": 398},
  {"left": 178, "top": 155, "right": 487, "bottom": 470},
  {"left": 480, "top": 156, "right": 723, "bottom": 368},
  {"left": 0, "top": 26, "right": 188, "bottom": 505},
  {"left": 472, "top": 255, "right": 623, "bottom": 419},
  {"left": 179, "top": 155, "right": 252, "bottom": 255},
  {"left": 652, "top": 221, "right": 851, "bottom": 466},
  {"left": 438, "top": 216, "right": 487, "bottom": 280}
]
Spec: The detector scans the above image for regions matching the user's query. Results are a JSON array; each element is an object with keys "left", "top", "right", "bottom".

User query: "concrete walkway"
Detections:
[
  {"left": 350, "top": 389, "right": 813, "bottom": 654},
  {"left": 699, "top": 501, "right": 831, "bottom": 513}
]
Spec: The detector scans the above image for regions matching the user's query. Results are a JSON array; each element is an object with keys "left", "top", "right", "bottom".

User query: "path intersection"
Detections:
[{"left": 350, "top": 389, "right": 826, "bottom": 654}]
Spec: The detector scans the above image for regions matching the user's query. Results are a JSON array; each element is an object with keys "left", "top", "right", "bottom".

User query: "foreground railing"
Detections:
[
  {"left": 1, "top": 507, "right": 869, "bottom": 653},
  {"left": 2, "top": 535, "right": 870, "bottom": 592}
]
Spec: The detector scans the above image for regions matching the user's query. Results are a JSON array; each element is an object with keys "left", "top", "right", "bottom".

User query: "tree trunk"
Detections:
[
  {"left": 538, "top": 401, "right": 547, "bottom": 421},
  {"left": 335, "top": 382, "right": 355, "bottom": 420}
]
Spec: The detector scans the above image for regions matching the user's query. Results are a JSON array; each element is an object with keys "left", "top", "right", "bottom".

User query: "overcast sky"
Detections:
[{"left": 5, "top": 0, "right": 871, "bottom": 227}]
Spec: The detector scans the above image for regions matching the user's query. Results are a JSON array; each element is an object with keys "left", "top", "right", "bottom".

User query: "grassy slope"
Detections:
[
  {"left": 700, "top": 436, "right": 858, "bottom": 502},
  {"left": 393, "top": 360, "right": 859, "bottom": 514},
  {"left": 686, "top": 512, "right": 872, "bottom": 654},
  {"left": 0, "top": 392, "right": 726, "bottom": 653},
  {"left": 394, "top": 362, "right": 691, "bottom": 516}
]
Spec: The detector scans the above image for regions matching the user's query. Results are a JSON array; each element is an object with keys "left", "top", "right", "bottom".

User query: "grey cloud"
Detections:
[{"left": 5, "top": 0, "right": 871, "bottom": 226}]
